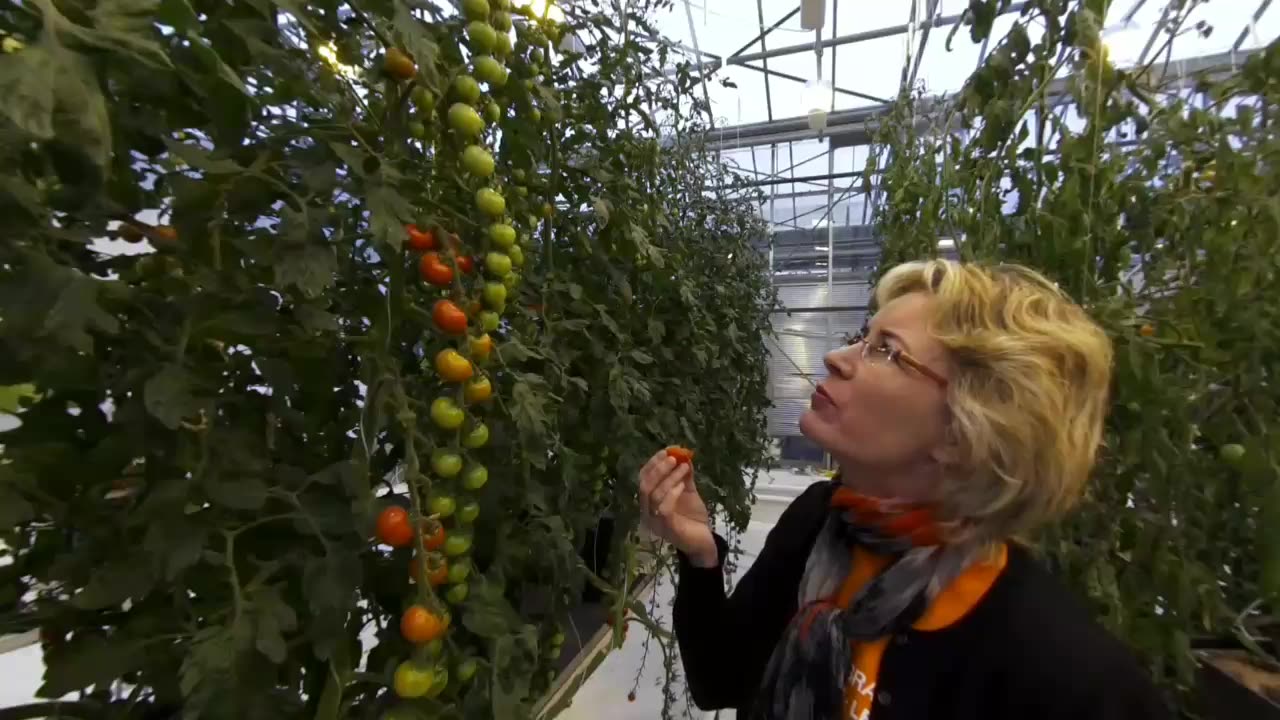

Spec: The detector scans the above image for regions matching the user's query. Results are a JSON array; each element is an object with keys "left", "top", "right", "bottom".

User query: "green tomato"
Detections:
[
  {"left": 485, "top": 252, "right": 513, "bottom": 277},
  {"left": 508, "top": 245, "right": 525, "bottom": 268},
  {"left": 466, "top": 20, "right": 497, "bottom": 52},
  {"left": 544, "top": 644, "right": 561, "bottom": 659},
  {"left": 463, "top": 464, "right": 489, "bottom": 491},
  {"left": 408, "top": 121, "right": 427, "bottom": 140},
  {"left": 456, "top": 658, "right": 479, "bottom": 683},
  {"left": 482, "top": 282, "right": 507, "bottom": 309},
  {"left": 489, "top": 223, "right": 516, "bottom": 249},
  {"left": 446, "top": 582, "right": 469, "bottom": 604},
  {"left": 448, "top": 103, "right": 484, "bottom": 138},
  {"left": 426, "top": 637, "right": 444, "bottom": 657},
  {"left": 461, "top": 0, "right": 489, "bottom": 20},
  {"left": 550, "top": 631, "right": 565, "bottom": 646},
  {"left": 394, "top": 661, "right": 435, "bottom": 698},
  {"left": 463, "top": 417, "right": 486, "bottom": 445},
  {"left": 457, "top": 500, "right": 480, "bottom": 524},
  {"left": 432, "top": 450, "right": 463, "bottom": 478},
  {"left": 461, "top": 145, "right": 495, "bottom": 177},
  {"left": 502, "top": 271, "right": 520, "bottom": 290},
  {"left": 529, "top": 107, "right": 542, "bottom": 124},
  {"left": 453, "top": 74, "right": 482, "bottom": 103},
  {"left": 429, "top": 494, "right": 457, "bottom": 518},
  {"left": 527, "top": 214, "right": 539, "bottom": 228},
  {"left": 494, "top": 30, "right": 512, "bottom": 58},
  {"left": 473, "top": 55, "right": 507, "bottom": 87},
  {"left": 426, "top": 666, "right": 449, "bottom": 698},
  {"left": 484, "top": 101, "right": 501, "bottom": 124},
  {"left": 479, "top": 311, "right": 501, "bottom": 333},
  {"left": 514, "top": 185, "right": 529, "bottom": 197},
  {"left": 430, "top": 397, "right": 465, "bottom": 430},
  {"left": 476, "top": 188, "right": 506, "bottom": 216},
  {"left": 444, "top": 533, "right": 472, "bottom": 557},
  {"left": 412, "top": 85, "right": 435, "bottom": 111},
  {"left": 448, "top": 559, "right": 472, "bottom": 584},
  {"left": 491, "top": 10, "right": 512, "bottom": 32},
  {"left": 1220, "top": 443, "right": 1246, "bottom": 467},
  {"left": 463, "top": 422, "right": 490, "bottom": 448}
]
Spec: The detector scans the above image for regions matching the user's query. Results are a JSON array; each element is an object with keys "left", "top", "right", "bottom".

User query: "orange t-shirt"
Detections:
[{"left": 836, "top": 544, "right": 1009, "bottom": 720}]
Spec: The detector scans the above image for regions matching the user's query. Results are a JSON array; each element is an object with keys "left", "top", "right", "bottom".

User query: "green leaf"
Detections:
[
  {"left": 163, "top": 138, "right": 246, "bottom": 174},
  {"left": 40, "top": 633, "right": 146, "bottom": 697},
  {"left": 0, "top": 383, "right": 41, "bottom": 413},
  {"left": 0, "top": 41, "right": 60, "bottom": 140},
  {"left": 368, "top": 185, "right": 415, "bottom": 251},
  {"left": 187, "top": 31, "right": 251, "bottom": 96},
  {"left": 144, "top": 516, "right": 208, "bottom": 580},
  {"left": 71, "top": 558, "right": 155, "bottom": 609},
  {"left": 510, "top": 378, "right": 550, "bottom": 447},
  {"left": 144, "top": 363, "right": 202, "bottom": 429},
  {"left": 592, "top": 197, "right": 611, "bottom": 226},
  {"left": 275, "top": 244, "right": 337, "bottom": 298},
  {"left": 204, "top": 475, "right": 268, "bottom": 511},
  {"left": 252, "top": 584, "right": 298, "bottom": 663}
]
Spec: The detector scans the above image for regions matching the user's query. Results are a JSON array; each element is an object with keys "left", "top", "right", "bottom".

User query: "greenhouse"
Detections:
[{"left": 1, "top": 0, "right": 1278, "bottom": 719}]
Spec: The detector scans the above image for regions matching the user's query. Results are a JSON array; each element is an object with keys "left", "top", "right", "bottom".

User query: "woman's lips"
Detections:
[{"left": 810, "top": 384, "right": 835, "bottom": 409}]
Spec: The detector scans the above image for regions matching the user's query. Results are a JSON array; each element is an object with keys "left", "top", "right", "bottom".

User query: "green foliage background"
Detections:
[
  {"left": 869, "top": 0, "right": 1280, "bottom": 704},
  {"left": 0, "top": 0, "right": 774, "bottom": 717}
]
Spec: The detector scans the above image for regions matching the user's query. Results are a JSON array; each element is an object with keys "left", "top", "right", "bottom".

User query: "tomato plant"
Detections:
[
  {"left": 870, "top": 4, "right": 1280, "bottom": 704},
  {"left": 0, "top": 0, "right": 774, "bottom": 717}
]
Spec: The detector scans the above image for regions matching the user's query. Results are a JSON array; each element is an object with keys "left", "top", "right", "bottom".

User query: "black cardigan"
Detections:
[{"left": 673, "top": 480, "right": 1171, "bottom": 720}]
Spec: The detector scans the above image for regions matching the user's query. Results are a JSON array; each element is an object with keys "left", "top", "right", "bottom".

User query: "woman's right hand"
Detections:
[{"left": 638, "top": 450, "right": 718, "bottom": 568}]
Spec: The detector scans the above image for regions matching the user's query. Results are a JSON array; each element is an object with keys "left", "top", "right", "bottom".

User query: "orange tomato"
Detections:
[
  {"left": 463, "top": 376, "right": 492, "bottom": 404},
  {"left": 384, "top": 48, "right": 417, "bottom": 80},
  {"left": 376, "top": 506, "right": 414, "bottom": 547},
  {"left": 423, "top": 517, "right": 446, "bottom": 551},
  {"left": 401, "top": 605, "right": 446, "bottom": 644},
  {"left": 406, "top": 224, "right": 436, "bottom": 251},
  {"left": 1139, "top": 323, "right": 1155, "bottom": 337},
  {"left": 435, "top": 349, "right": 475, "bottom": 383},
  {"left": 432, "top": 300, "right": 468, "bottom": 335},
  {"left": 420, "top": 253, "right": 454, "bottom": 286},
  {"left": 151, "top": 225, "right": 178, "bottom": 244},
  {"left": 665, "top": 446, "right": 694, "bottom": 465},
  {"left": 410, "top": 553, "right": 449, "bottom": 587}
]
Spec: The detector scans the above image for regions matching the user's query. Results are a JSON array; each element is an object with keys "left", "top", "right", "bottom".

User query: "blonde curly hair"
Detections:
[{"left": 875, "top": 259, "right": 1113, "bottom": 541}]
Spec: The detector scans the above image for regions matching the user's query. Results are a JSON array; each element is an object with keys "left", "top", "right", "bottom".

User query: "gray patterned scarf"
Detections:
[{"left": 750, "top": 484, "right": 981, "bottom": 720}]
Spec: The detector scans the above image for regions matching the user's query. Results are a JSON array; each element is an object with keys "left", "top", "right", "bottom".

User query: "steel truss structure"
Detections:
[{"left": 652, "top": 0, "right": 1276, "bottom": 442}]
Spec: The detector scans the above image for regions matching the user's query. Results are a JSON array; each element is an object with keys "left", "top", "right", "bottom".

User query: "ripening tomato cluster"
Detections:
[{"left": 372, "top": 0, "right": 564, "bottom": 705}]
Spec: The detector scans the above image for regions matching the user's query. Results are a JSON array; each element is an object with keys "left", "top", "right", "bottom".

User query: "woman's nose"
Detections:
[{"left": 823, "top": 345, "right": 858, "bottom": 378}]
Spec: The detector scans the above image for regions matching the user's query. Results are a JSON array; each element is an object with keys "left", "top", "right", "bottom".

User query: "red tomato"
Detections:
[
  {"left": 456, "top": 255, "right": 475, "bottom": 274},
  {"left": 665, "top": 446, "right": 695, "bottom": 465},
  {"left": 407, "top": 225, "right": 436, "bottom": 251},
  {"left": 419, "top": 253, "right": 454, "bottom": 286},
  {"left": 423, "top": 517, "right": 446, "bottom": 551},
  {"left": 432, "top": 300, "right": 468, "bottom": 335},
  {"left": 401, "top": 605, "right": 446, "bottom": 644},
  {"left": 376, "top": 506, "right": 414, "bottom": 547}
]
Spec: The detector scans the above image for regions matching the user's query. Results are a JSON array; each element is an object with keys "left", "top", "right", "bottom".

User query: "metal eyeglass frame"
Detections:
[{"left": 846, "top": 330, "right": 949, "bottom": 388}]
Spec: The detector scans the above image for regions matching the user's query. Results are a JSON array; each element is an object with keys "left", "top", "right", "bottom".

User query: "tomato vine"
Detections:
[
  {"left": 871, "top": 0, "right": 1280, "bottom": 703},
  {"left": 0, "top": 0, "right": 774, "bottom": 717}
]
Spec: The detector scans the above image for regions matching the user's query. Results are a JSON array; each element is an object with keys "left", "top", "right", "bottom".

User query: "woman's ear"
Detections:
[{"left": 929, "top": 423, "right": 963, "bottom": 466}]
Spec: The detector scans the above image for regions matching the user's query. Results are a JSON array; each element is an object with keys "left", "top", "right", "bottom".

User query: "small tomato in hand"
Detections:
[{"left": 665, "top": 446, "right": 694, "bottom": 465}]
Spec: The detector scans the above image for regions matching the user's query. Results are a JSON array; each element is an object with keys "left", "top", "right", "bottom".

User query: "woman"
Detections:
[{"left": 638, "top": 260, "right": 1168, "bottom": 720}]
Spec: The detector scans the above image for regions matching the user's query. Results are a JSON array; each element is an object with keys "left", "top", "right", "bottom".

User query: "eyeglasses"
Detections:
[{"left": 846, "top": 330, "right": 948, "bottom": 388}]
